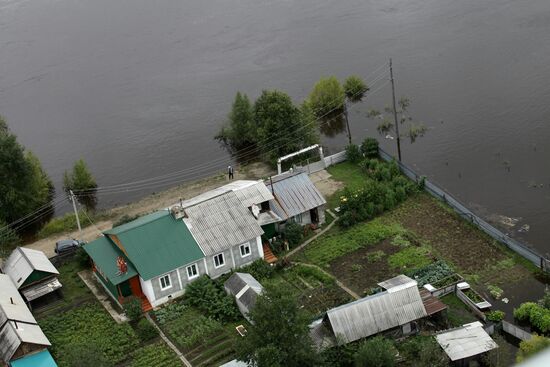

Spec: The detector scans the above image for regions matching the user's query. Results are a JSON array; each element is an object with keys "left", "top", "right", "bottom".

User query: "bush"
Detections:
[
  {"left": 124, "top": 297, "right": 143, "bottom": 322},
  {"left": 308, "top": 76, "right": 345, "bottom": 117},
  {"left": 113, "top": 214, "right": 140, "bottom": 228},
  {"left": 37, "top": 212, "right": 81, "bottom": 238},
  {"left": 240, "top": 259, "right": 275, "bottom": 281},
  {"left": 184, "top": 276, "right": 239, "bottom": 322},
  {"left": 135, "top": 318, "right": 158, "bottom": 342},
  {"left": 354, "top": 336, "right": 396, "bottom": 367},
  {"left": 514, "top": 302, "right": 538, "bottom": 321},
  {"left": 344, "top": 75, "right": 368, "bottom": 102},
  {"left": 517, "top": 335, "right": 550, "bottom": 362},
  {"left": 75, "top": 247, "right": 90, "bottom": 267},
  {"left": 153, "top": 302, "right": 187, "bottom": 325},
  {"left": 0, "top": 221, "right": 21, "bottom": 257},
  {"left": 360, "top": 138, "right": 379, "bottom": 158},
  {"left": 488, "top": 284, "right": 504, "bottom": 300},
  {"left": 283, "top": 222, "right": 303, "bottom": 248},
  {"left": 487, "top": 310, "right": 505, "bottom": 323},
  {"left": 514, "top": 302, "right": 550, "bottom": 333},
  {"left": 345, "top": 144, "right": 362, "bottom": 163}
]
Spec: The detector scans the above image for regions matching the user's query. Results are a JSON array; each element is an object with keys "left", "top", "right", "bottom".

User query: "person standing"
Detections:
[{"left": 228, "top": 165, "right": 234, "bottom": 179}]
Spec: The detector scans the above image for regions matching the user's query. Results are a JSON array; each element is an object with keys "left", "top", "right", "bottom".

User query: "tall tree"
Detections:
[
  {"left": 63, "top": 159, "right": 98, "bottom": 211},
  {"left": 308, "top": 76, "right": 345, "bottom": 117},
  {"left": 235, "top": 284, "right": 320, "bottom": 367},
  {"left": 215, "top": 92, "right": 255, "bottom": 152},
  {"left": 0, "top": 117, "right": 54, "bottom": 225},
  {"left": 253, "top": 90, "right": 318, "bottom": 162}
]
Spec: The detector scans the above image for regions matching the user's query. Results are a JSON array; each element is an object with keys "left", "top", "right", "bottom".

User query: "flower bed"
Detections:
[{"left": 431, "top": 273, "right": 463, "bottom": 289}]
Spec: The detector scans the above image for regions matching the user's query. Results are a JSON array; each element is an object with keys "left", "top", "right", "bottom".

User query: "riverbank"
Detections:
[{"left": 25, "top": 162, "right": 275, "bottom": 257}]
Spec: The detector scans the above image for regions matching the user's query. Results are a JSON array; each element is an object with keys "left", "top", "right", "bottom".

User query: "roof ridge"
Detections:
[
  {"left": 107, "top": 210, "right": 170, "bottom": 235},
  {"left": 16, "top": 246, "right": 33, "bottom": 269}
]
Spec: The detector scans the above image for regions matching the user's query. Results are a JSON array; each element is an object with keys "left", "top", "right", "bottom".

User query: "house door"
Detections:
[
  {"left": 129, "top": 276, "right": 144, "bottom": 298},
  {"left": 119, "top": 281, "right": 132, "bottom": 297},
  {"left": 310, "top": 208, "right": 319, "bottom": 223}
]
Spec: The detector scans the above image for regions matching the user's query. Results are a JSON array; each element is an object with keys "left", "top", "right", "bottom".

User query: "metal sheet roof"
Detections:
[
  {"left": 2, "top": 248, "right": 58, "bottom": 289},
  {"left": 0, "top": 274, "right": 36, "bottom": 327},
  {"left": 177, "top": 180, "right": 273, "bottom": 209},
  {"left": 10, "top": 349, "right": 58, "bottom": 367},
  {"left": 84, "top": 236, "right": 138, "bottom": 285},
  {"left": 436, "top": 322, "right": 498, "bottom": 361},
  {"left": 224, "top": 272, "right": 263, "bottom": 296},
  {"left": 183, "top": 192, "right": 264, "bottom": 256},
  {"left": 326, "top": 278, "right": 427, "bottom": 344},
  {"left": 21, "top": 278, "right": 62, "bottom": 302},
  {"left": 105, "top": 211, "right": 204, "bottom": 280},
  {"left": 378, "top": 274, "right": 417, "bottom": 290},
  {"left": 0, "top": 321, "right": 51, "bottom": 363},
  {"left": 266, "top": 172, "right": 326, "bottom": 220}
]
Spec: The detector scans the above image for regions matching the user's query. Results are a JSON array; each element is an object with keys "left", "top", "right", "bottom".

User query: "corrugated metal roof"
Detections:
[
  {"left": 177, "top": 180, "right": 273, "bottom": 209},
  {"left": 84, "top": 236, "right": 138, "bottom": 285},
  {"left": 0, "top": 274, "right": 36, "bottom": 327},
  {"left": 2, "top": 248, "right": 58, "bottom": 289},
  {"left": 104, "top": 211, "right": 167, "bottom": 235},
  {"left": 183, "top": 192, "right": 264, "bottom": 256},
  {"left": 106, "top": 210, "right": 204, "bottom": 280},
  {"left": 378, "top": 274, "right": 417, "bottom": 290},
  {"left": 266, "top": 172, "right": 326, "bottom": 220},
  {"left": 326, "top": 278, "right": 427, "bottom": 344},
  {"left": 436, "top": 321, "right": 498, "bottom": 361},
  {"left": 21, "top": 278, "right": 62, "bottom": 302}
]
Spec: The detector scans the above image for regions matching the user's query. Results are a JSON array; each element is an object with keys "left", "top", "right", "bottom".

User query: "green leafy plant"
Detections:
[
  {"left": 135, "top": 318, "right": 158, "bottom": 342},
  {"left": 388, "top": 246, "right": 431, "bottom": 270},
  {"left": 514, "top": 302, "right": 550, "bottom": 333},
  {"left": 124, "top": 297, "right": 143, "bottom": 322},
  {"left": 407, "top": 260, "right": 454, "bottom": 287},
  {"left": 153, "top": 302, "right": 187, "bottom": 325},
  {"left": 343, "top": 75, "right": 369, "bottom": 102},
  {"left": 488, "top": 285, "right": 504, "bottom": 300},
  {"left": 184, "top": 276, "right": 239, "bottom": 322},
  {"left": 360, "top": 137, "right": 379, "bottom": 158},
  {"left": 517, "top": 335, "right": 550, "bottom": 362},
  {"left": 486, "top": 310, "right": 505, "bottom": 323},
  {"left": 351, "top": 264, "right": 362, "bottom": 272},
  {"left": 354, "top": 336, "right": 397, "bottom": 367},
  {"left": 308, "top": 76, "right": 345, "bottom": 117},
  {"left": 130, "top": 342, "right": 181, "bottom": 367},
  {"left": 345, "top": 144, "right": 362, "bottom": 163},
  {"left": 365, "top": 250, "right": 385, "bottom": 263},
  {"left": 462, "top": 288, "right": 484, "bottom": 304},
  {"left": 283, "top": 222, "right": 303, "bottom": 248}
]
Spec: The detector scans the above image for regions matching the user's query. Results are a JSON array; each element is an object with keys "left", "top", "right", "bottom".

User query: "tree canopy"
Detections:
[
  {"left": 0, "top": 117, "right": 54, "bottom": 226},
  {"left": 63, "top": 159, "right": 98, "bottom": 211},
  {"left": 235, "top": 284, "right": 320, "bottom": 367},
  {"left": 308, "top": 76, "right": 345, "bottom": 118},
  {"left": 353, "top": 336, "right": 397, "bottom": 367},
  {"left": 344, "top": 75, "right": 369, "bottom": 102},
  {"left": 215, "top": 92, "right": 255, "bottom": 151}
]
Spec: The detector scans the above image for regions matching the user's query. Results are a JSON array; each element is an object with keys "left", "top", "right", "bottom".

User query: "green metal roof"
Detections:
[
  {"left": 106, "top": 210, "right": 204, "bottom": 280},
  {"left": 84, "top": 236, "right": 137, "bottom": 285}
]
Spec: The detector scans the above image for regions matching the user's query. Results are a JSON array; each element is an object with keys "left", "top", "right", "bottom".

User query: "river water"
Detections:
[{"left": 1, "top": 0, "right": 550, "bottom": 254}]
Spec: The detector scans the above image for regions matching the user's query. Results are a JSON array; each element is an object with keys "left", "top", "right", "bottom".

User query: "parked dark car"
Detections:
[{"left": 55, "top": 239, "right": 84, "bottom": 254}]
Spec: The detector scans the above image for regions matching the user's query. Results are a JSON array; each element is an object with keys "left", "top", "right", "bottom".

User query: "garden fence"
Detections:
[{"left": 502, "top": 320, "right": 532, "bottom": 341}]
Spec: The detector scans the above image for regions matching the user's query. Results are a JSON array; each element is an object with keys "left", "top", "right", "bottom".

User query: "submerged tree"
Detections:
[
  {"left": 344, "top": 75, "right": 369, "bottom": 102},
  {"left": 0, "top": 116, "right": 54, "bottom": 228},
  {"left": 235, "top": 284, "right": 321, "bottom": 367},
  {"left": 308, "top": 76, "right": 346, "bottom": 118},
  {"left": 215, "top": 92, "right": 255, "bottom": 152},
  {"left": 63, "top": 159, "right": 98, "bottom": 211}
]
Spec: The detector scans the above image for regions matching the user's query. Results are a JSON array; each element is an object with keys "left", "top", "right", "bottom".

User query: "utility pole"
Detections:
[
  {"left": 69, "top": 190, "right": 82, "bottom": 233},
  {"left": 389, "top": 58, "right": 402, "bottom": 161},
  {"left": 343, "top": 100, "right": 352, "bottom": 145}
]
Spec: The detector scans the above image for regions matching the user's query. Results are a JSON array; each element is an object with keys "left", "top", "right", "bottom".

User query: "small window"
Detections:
[
  {"left": 186, "top": 264, "right": 199, "bottom": 279},
  {"left": 159, "top": 274, "right": 172, "bottom": 290},
  {"left": 240, "top": 243, "right": 251, "bottom": 257},
  {"left": 214, "top": 253, "right": 225, "bottom": 268}
]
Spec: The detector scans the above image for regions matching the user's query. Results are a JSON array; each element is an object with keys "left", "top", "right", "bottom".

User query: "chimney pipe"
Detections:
[
  {"left": 14, "top": 321, "right": 18, "bottom": 329},
  {"left": 10, "top": 297, "right": 13, "bottom": 304}
]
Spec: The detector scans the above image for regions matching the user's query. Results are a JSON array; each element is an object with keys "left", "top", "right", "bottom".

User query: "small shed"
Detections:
[
  {"left": 436, "top": 321, "right": 498, "bottom": 364},
  {"left": 325, "top": 275, "right": 428, "bottom": 344},
  {"left": 224, "top": 272, "right": 263, "bottom": 322},
  {"left": 0, "top": 274, "right": 51, "bottom": 365},
  {"left": 1, "top": 247, "right": 61, "bottom": 306}
]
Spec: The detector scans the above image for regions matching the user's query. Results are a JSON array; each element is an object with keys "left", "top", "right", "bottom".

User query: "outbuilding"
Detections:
[{"left": 224, "top": 272, "right": 263, "bottom": 322}]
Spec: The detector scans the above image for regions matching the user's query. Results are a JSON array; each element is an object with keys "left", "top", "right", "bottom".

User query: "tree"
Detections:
[
  {"left": 344, "top": 76, "right": 369, "bottom": 102},
  {"left": 215, "top": 92, "right": 255, "bottom": 152},
  {"left": 308, "top": 76, "right": 345, "bottom": 117},
  {"left": 0, "top": 117, "right": 54, "bottom": 225},
  {"left": 235, "top": 284, "right": 320, "bottom": 367},
  {"left": 0, "top": 220, "right": 21, "bottom": 257},
  {"left": 253, "top": 90, "right": 318, "bottom": 162},
  {"left": 63, "top": 159, "right": 98, "bottom": 211},
  {"left": 353, "top": 336, "right": 397, "bottom": 367},
  {"left": 517, "top": 334, "right": 550, "bottom": 363}
]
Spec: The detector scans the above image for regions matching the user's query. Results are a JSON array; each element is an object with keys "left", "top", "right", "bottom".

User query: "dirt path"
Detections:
[{"left": 26, "top": 163, "right": 274, "bottom": 258}]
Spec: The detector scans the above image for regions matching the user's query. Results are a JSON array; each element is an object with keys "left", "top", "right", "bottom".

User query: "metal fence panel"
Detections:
[{"left": 503, "top": 320, "right": 532, "bottom": 341}]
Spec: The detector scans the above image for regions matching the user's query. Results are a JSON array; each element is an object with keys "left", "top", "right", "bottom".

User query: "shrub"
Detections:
[
  {"left": 240, "top": 259, "right": 275, "bottom": 281},
  {"left": 344, "top": 75, "right": 368, "bottom": 102},
  {"left": 487, "top": 310, "right": 505, "bottom": 323},
  {"left": 124, "top": 297, "right": 143, "bottom": 322},
  {"left": 360, "top": 138, "right": 379, "bottom": 158},
  {"left": 517, "top": 335, "right": 550, "bottom": 362},
  {"left": 308, "top": 76, "right": 345, "bottom": 117},
  {"left": 345, "top": 144, "right": 362, "bottom": 163},
  {"left": 37, "top": 212, "right": 81, "bottom": 238},
  {"left": 153, "top": 302, "right": 187, "bottom": 325},
  {"left": 354, "top": 336, "right": 396, "bottom": 367},
  {"left": 184, "top": 276, "right": 239, "bottom": 322},
  {"left": 135, "top": 318, "right": 158, "bottom": 342},
  {"left": 283, "top": 222, "right": 303, "bottom": 248},
  {"left": 487, "top": 284, "right": 504, "bottom": 300},
  {"left": 514, "top": 302, "right": 538, "bottom": 321}
]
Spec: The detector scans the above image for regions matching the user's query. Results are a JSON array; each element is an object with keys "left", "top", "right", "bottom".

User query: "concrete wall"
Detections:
[{"left": 205, "top": 237, "right": 262, "bottom": 279}]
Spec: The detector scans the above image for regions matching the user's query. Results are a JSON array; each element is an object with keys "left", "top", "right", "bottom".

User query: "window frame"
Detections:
[
  {"left": 240, "top": 243, "right": 251, "bottom": 258},
  {"left": 186, "top": 263, "right": 199, "bottom": 280},
  {"left": 159, "top": 274, "right": 172, "bottom": 291},
  {"left": 213, "top": 253, "right": 225, "bottom": 268}
]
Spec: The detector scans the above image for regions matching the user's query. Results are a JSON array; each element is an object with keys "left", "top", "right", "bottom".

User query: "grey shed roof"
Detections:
[
  {"left": 2, "top": 247, "right": 58, "bottom": 289},
  {"left": 378, "top": 274, "right": 417, "bottom": 290},
  {"left": 325, "top": 277, "right": 427, "bottom": 344},
  {"left": 178, "top": 180, "right": 273, "bottom": 209},
  {"left": 224, "top": 272, "right": 263, "bottom": 317},
  {"left": 436, "top": 321, "right": 498, "bottom": 361},
  {"left": 0, "top": 321, "right": 51, "bottom": 362},
  {"left": 266, "top": 172, "right": 326, "bottom": 220},
  {"left": 0, "top": 274, "right": 36, "bottom": 327},
  {"left": 183, "top": 192, "right": 264, "bottom": 256}
]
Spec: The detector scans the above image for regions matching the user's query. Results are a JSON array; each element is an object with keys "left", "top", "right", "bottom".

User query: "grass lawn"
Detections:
[{"left": 325, "top": 161, "right": 364, "bottom": 208}]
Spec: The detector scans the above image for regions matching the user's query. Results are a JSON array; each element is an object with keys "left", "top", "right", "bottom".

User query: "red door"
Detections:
[{"left": 129, "top": 276, "right": 144, "bottom": 298}]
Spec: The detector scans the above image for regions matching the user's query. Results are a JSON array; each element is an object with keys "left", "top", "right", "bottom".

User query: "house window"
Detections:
[
  {"left": 240, "top": 243, "right": 251, "bottom": 257},
  {"left": 186, "top": 264, "right": 199, "bottom": 280},
  {"left": 159, "top": 274, "right": 172, "bottom": 290},
  {"left": 214, "top": 253, "right": 225, "bottom": 268}
]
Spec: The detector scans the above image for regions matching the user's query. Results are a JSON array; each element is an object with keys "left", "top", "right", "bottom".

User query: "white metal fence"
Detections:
[{"left": 503, "top": 320, "right": 532, "bottom": 341}]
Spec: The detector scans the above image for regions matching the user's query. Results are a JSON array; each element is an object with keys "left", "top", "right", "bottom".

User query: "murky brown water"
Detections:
[{"left": 1, "top": 0, "right": 550, "bottom": 253}]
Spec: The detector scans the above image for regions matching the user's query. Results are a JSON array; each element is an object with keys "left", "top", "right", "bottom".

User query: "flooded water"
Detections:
[{"left": 1, "top": 0, "right": 550, "bottom": 253}]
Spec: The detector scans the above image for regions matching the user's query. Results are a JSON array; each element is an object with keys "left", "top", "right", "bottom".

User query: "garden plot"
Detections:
[{"left": 130, "top": 342, "right": 182, "bottom": 367}]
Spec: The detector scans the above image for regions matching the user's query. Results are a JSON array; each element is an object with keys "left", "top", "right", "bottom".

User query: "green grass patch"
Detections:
[
  {"left": 130, "top": 342, "right": 181, "bottom": 367},
  {"left": 302, "top": 218, "right": 404, "bottom": 266},
  {"left": 37, "top": 211, "right": 87, "bottom": 238},
  {"left": 365, "top": 250, "right": 385, "bottom": 263},
  {"left": 326, "top": 162, "right": 365, "bottom": 208},
  {"left": 41, "top": 303, "right": 140, "bottom": 366},
  {"left": 290, "top": 264, "right": 335, "bottom": 286},
  {"left": 441, "top": 294, "right": 478, "bottom": 327},
  {"left": 387, "top": 246, "right": 432, "bottom": 271}
]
